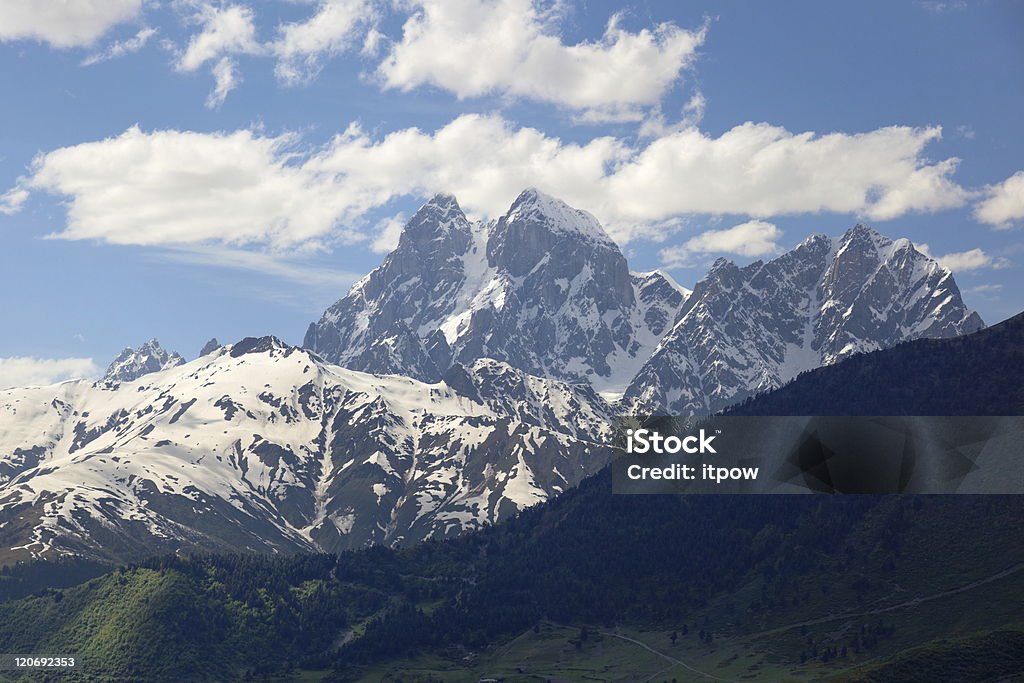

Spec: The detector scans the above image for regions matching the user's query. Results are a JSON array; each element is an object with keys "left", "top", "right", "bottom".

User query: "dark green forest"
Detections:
[{"left": 727, "top": 311, "right": 1024, "bottom": 416}]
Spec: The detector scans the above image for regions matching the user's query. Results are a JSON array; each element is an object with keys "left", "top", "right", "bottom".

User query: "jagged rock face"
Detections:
[
  {"left": 199, "top": 338, "right": 222, "bottom": 356},
  {"left": 632, "top": 270, "right": 689, "bottom": 338},
  {"left": 304, "top": 193, "right": 473, "bottom": 382},
  {"left": 623, "top": 225, "right": 985, "bottom": 416},
  {"left": 102, "top": 339, "right": 185, "bottom": 384},
  {"left": 304, "top": 189, "right": 690, "bottom": 392},
  {"left": 0, "top": 338, "right": 614, "bottom": 562}
]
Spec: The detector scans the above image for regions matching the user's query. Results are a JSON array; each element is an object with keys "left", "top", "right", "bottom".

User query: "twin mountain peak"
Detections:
[
  {"left": 111, "top": 189, "right": 981, "bottom": 415},
  {"left": 303, "top": 188, "right": 982, "bottom": 413}
]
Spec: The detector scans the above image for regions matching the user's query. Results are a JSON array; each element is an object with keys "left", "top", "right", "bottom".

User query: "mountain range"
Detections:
[
  {"left": 306, "top": 189, "right": 981, "bottom": 413},
  {"left": 0, "top": 312, "right": 1021, "bottom": 681},
  {"left": 0, "top": 338, "right": 612, "bottom": 562},
  {"left": 0, "top": 190, "right": 985, "bottom": 563}
]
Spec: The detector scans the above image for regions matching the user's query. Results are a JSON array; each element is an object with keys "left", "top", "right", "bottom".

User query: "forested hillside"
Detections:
[{"left": 726, "top": 311, "right": 1024, "bottom": 416}]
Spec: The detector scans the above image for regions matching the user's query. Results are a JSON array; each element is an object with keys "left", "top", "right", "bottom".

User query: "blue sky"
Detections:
[{"left": 1, "top": 0, "right": 1023, "bottom": 386}]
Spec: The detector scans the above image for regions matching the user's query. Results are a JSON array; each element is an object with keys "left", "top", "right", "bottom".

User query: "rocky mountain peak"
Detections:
[
  {"left": 624, "top": 223, "right": 984, "bottom": 415},
  {"left": 199, "top": 338, "right": 222, "bottom": 356},
  {"left": 103, "top": 339, "right": 185, "bottom": 384},
  {"left": 498, "top": 187, "right": 616, "bottom": 247},
  {"left": 304, "top": 190, "right": 686, "bottom": 391},
  {"left": 399, "top": 192, "right": 470, "bottom": 244},
  {"left": 229, "top": 335, "right": 295, "bottom": 358}
]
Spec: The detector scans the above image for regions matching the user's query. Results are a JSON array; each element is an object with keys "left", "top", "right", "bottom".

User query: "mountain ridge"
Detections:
[
  {"left": 0, "top": 336, "right": 615, "bottom": 563},
  {"left": 624, "top": 223, "right": 983, "bottom": 414},
  {"left": 305, "top": 192, "right": 982, "bottom": 413}
]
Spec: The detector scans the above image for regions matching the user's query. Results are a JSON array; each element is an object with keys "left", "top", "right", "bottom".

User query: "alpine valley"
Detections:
[{"left": 0, "top": 190, "right": 984, "bottom": 564}]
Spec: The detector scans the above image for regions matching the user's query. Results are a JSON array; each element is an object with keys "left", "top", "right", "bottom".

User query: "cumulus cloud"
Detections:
[
  {"left": 10, "top": 125, "right": 359, "bottom": 250},
  {"left": 177, "top": 3, "right": 261, "bottom": 71},
  {"left": 660, "top": 220, "right": 782, "bottom": 267},
  {"left": 4, "top": 115, "right": 971, "bottom": 252},
  {"left": 0, "top": 357, "right": 99, "bottom": 389},
  {"left": 974, "top": 171, "right": 1024, "bottom": 229},
  {"left": 0, "top": 0, "right": 142, "bottom": 48},
  {"left": 370, "top": 214, "right": 407, "bottom": 254},
  {"left": 378, "top": 0, "right": 707, "bottom": 119},
  {"left": 915, "top": 243, "right": 1009, "bottom": 272},
  {"left": 175, "top": 2, "right": 261, "bottom": 105},
  {"left": 272, "top": 0, "right": 377, "bottom": 85},
  {"left": 82, "top": 26, "right": 156, "bottom": 65},
  {"left": 607, "top": 124, "right": 968, "bottom": 231}
]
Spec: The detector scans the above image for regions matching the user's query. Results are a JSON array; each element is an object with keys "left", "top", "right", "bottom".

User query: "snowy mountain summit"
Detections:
[
  {"left": 306, "top": 192, "right": 981, "bottom": 414},
  {"left": 102, "top": 338, "right": 185, "bottom": 384},
  {"left": 0, "top": 337, "right": 614, "bottom": 561},
  {"left": 623, "top": 224, "right": 984, "bottom": 415},
  {"left": 305, "top": 188, "right": 690, "bottom": 394}
]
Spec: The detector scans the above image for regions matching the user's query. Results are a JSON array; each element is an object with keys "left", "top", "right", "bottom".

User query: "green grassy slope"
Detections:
[{"left": 831, "top": 627, "right": 1024, "bottom": 683}]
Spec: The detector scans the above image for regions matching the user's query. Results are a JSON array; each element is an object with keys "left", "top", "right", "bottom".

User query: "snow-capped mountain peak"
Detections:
[
  {"left": 103, "top": 338, "right": 185, "bottom": 384},
  {"left": 500, "top": 188, "right": 616, "bottom": 247},
  {"left": 305, "top": 190, "right": 687, "bottom": 391},
  {"left": 400, "top": 192, "right": 471, "bottom": 242},
  {"left": 0, "top": 335, "right": 614, "bottom": 561},
  {"left": 624, "top": 222, "right": 983, "bottom": 415}
]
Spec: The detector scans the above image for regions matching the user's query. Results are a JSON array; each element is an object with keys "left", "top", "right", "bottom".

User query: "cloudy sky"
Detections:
[{"left": 2, "top": 0, "right": 1023, "bottom": 386}]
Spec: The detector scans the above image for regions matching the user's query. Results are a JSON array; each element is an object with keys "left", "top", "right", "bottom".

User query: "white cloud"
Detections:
[
  {"left": 272, "top": 0, "right": 377, "bottom": 85},
  {"left": 82, "top": 26, "right": 157, "bottom": 65},
  {"left": 966, "top": 283, "right": 1003, "bottom": 296},
  {"left": 917, "top": 0, "right": 967, "bottom": 13},
  {"left": 11, "top": 125, "right": 359, "bottom": 250},
  {"left": 0, "top": 357, "right": 99, "bottom": 389},
  {"left": 605, "top": 124, "right": 968, "bottom": 233},
  {"left": 660, "top": 220, "right": 782, "bottom": 266},
  {"left": 915, "top": 243, "right": 1009, "bottom": 272},
  {"left": 177, "top": 3, "right": 261, "bottom": 72},
  {"left": 5, "top": 115, "right": 972, "bottom": 253},
  {"left": 361, "top": 27, "right": 385, "bottom": 58},
  {"left": 935, "top": 248, "right": 999, "bottom": 272},
  {"left": 206, "top": 56, "right": 239, "bottom": 108},
  {"left": 377, "top": 0, "right": 707, "bottom": 119},
  {"left": 955, "top": 124, "right": 976, "bottom": 140},
  {"left": 681, "top": 91, "right": 706, "bottom": 128},
  {"left": 308, "top": 117, "right": 970, "bottom": 241},
  {"left": 175, "top": 2, "right": 261, "bottom": 105},
  {"left": 370, "top": 214, "right": 407, "bottom": 253},
  {"left": 160, "top": 246, "right": 362, "bottom": 289},
  {"left": 974, "top": 171, "right": 1024, "bottom": 229},
  {"left": 0, "top": 186, "right": 29, "bottom": 215},
  {"left": 0, "top": 0, "right": 142, "bottom": 48},
  {"left": 638, "top": 90, "right": 705, "bottom": 138}
]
